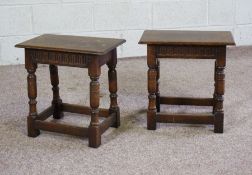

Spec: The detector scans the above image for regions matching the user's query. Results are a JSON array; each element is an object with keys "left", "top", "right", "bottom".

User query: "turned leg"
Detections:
[
  {"left": 88, "top": 63, "right": 101, "bottom": 148},
  {"left": 25, "top": 52, "right": 40, "bottom": 137},
  {"left": 214, "top": 48, "right": 226, "bottom": 133},
  {"left": 156, "top": 59, "right": 160, "bottom": 112},
  {"left": 49, "top": 65, "right": 63, "bottom": 119},
  {"left": 213, "top": 61, "right": 217, "bottom": 114},
  {"left": 147, "top": 46, "right": 157, "bottom": 130},
  {"left": 107, "top": 49, "right": 120, "bottom": 128}
]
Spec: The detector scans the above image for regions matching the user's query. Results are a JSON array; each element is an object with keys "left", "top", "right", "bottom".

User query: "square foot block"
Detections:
[{"left": 88, "top": 126, "right": 101, "bottom": 148}]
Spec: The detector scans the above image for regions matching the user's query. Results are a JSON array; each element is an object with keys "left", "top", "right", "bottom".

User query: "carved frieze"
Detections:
[
  {"left": 27, "top": 49, "right": 92, "bottom": 67},
  {"left": 156, "top": 45, "right": 223, "bottom": 59}
]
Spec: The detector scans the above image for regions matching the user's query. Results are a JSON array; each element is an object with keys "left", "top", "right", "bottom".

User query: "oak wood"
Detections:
[
  {"left": 88, "top": 61, "right": 101, "bottom": 148},
  {"left": 160, "top": 97, "right": 213, "bottom": 106},
  {"left": 156, "top": 60, "right": 160, "bottom": 112},
  {"left": 213, "top": 61, "right": 217, "bottom": 113},
  {"left": 156, "top": 113, "right": 214, "bottom": 124},
  {"left": 34, "top": 120, "right": 88, "bottom": 137},
  {"left": 25, "top": 51, "right": 40, "bottom": 137},
  {"left": 139, "top": 30, "right": 235, "bottom": 46},
  {"left": 49, "top": 65, "right": 63, "bottom": 119},
  {"left": 17, "top": 34, "right": 124, "bottom": 148},
  {"left": 36, "top": 106, "right": 53, "bottom": 121},
  {"left": 139, "top": 30, "right": 234, "bottom": 133},
  {"left": 107, "top": 49, "right": 120, "bottom": 128},
  {"left": 156, "top": 45, "right": 223, "bottom": 59},
  {"left": 61, "top": 103, "right": 110, "bottom": 117},
  {"left": 147, "top": 46, "right": 157, "bottom": 130},
  {"left": 214, "top": 47, "right": 226, "bottom": 133},
  {"left": 100, "top": 113, "right": 116, "bottom": 135},
  {"left": 15, "top": 34, "right": 126, "bottom": 55}
]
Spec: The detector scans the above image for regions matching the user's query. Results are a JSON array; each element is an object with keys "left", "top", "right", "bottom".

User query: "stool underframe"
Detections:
[
  {"left": 25, "top": 48, "right": 120, "bottom": 148},
  {"left": 147, "top": 45, "right": 226, "bottom": 133}
]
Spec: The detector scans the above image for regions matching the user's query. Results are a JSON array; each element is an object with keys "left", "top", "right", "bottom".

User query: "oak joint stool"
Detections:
[
  {"left": 16, "top": 34, "right": 125, "bottom": 148},
  {"left": 139, "top": 30, "right": 235, "bottom": 133}
]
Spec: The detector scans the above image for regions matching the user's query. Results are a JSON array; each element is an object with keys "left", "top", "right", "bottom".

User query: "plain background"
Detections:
[{"left": 0, "top": 0, "right": 252, "bottom": 65}]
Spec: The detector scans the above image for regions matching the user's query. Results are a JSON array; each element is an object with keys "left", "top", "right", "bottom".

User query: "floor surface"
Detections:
[{"left": 0, "top": 46, "right": 251, "bottom": 175}]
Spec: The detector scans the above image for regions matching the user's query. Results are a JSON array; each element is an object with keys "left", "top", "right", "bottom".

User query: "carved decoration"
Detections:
[
  {"left": 27, "top": 49, "right": 92, "bottom": 68},
  {"left": 156, "top": 45, "right": 221, "bottom": 59}
]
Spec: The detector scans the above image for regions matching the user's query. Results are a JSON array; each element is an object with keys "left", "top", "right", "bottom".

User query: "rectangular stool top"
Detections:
[
  {"left": 139, "top": 30, "right": 235, "bottom": 46},
  {"left": 15, "top": 34, "right": 126, "bottom": 55}
]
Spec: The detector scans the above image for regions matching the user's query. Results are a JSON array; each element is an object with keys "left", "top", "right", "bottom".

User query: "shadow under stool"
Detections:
[
  {"left": 139, "top": 30, "right": 235, "bottom": 133},
  {"left": 15, "top": 34, "right": 125, "bottom": 148}
]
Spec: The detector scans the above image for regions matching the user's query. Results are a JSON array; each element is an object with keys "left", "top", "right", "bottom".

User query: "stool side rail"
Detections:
[
  {"left": 62, "top": 103, "right": 110, "bottom": 118},
  {"left": 160, "top": 97, "right": 214, "bottom": 106},
  {"left": 34, "top": 120, "right": 89, "bottom": 137},
  {"left": 156, "top": 113, "right": 214, "bottom": 124}
]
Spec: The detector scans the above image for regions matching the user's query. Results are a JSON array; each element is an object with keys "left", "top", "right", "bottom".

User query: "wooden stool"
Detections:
[
  {"left": 16, "top": 34, "right": 125, "bottom": 148},
  {"left": 139, "top": 30, "right": 235, "bottom": 133}
]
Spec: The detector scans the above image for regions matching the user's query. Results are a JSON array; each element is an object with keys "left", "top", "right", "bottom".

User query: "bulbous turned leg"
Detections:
[
  {"left": 156, "top": 59, "right": 160, "bottom": 112},
  {"left": 88, "top": 64, "right": 101, "bottom": 148},
  {"left": 49, "top": 65, "right": 63, "bottom": 119},
  {"left": 107, "top": 49, "right": 120, "bottom": 128},
  {"left": 147, "top": 46, "right": 157, "bottom": 130},
  {"left": 26, "top": 57, "right": 40, "bottom": 137},
  {"left": 214, "top": 50, "right": 226, "bottom": 133}
]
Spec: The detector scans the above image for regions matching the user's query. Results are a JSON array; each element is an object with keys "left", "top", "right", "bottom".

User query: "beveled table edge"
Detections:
[
  {"left": 138, "top": 30, "right": 236, "bottom": 46},
  {"left": 15, "top": 34, "right": 126, "bottom": 55}
]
